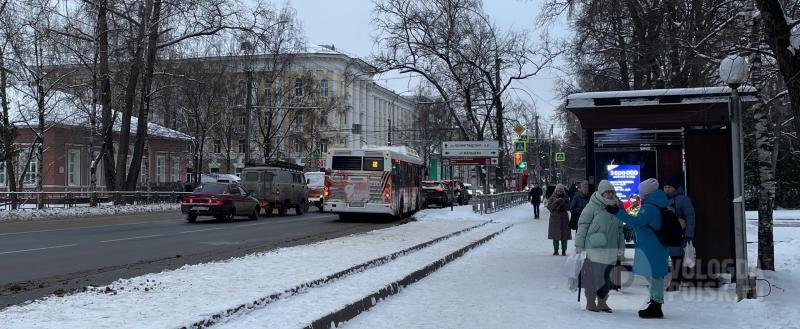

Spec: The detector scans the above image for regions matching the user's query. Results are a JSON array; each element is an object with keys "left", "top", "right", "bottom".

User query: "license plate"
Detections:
[
  {"left": 192, "top": 206, "right": 209, "bottom": 211},
  {"left": 348, "top": 202, "right": 365, "bottom": 207}
]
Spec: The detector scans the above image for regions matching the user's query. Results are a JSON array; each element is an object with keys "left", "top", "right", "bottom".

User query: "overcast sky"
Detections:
[{"left": 289, "top": 0, "right": 570, "bottom": 129}]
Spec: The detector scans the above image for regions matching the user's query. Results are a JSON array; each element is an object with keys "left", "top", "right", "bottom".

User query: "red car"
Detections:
[{"left": 181, "top": 183, "right": 260, "bottom": 223}]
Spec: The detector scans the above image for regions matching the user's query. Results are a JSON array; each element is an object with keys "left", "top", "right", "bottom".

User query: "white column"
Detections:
[{"left": 347, "top": 81, "right": 355, "bottom": 148}]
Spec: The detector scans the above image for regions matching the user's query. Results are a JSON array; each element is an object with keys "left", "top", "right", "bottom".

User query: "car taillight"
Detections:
[
  {"left": 323, "top": 186, "right": 330, "bottom": 198},
  {"left": 435, "top": 187, "right": 443, "bottom": 192}
]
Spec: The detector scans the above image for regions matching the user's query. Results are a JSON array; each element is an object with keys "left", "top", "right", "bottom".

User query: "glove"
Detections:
[{"left": 605, "top": 205, "right": 619, "bottom": 215}]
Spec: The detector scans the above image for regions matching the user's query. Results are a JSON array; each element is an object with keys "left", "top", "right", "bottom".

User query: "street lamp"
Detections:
[{"left": 719, "top": 54, "right": 756, "bottom": 300}]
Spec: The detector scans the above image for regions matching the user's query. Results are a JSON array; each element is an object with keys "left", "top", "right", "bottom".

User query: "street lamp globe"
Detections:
[{"left": 719, "top": 55, "right": 750, "bottom": 88}]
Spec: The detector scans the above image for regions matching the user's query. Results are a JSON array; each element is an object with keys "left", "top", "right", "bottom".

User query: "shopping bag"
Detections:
[
  {"left": 684, "top": 242, "right": 696, "bottom": 268},
  {"left": 561, "top": 251, "right": 585, "bottom": 279}
]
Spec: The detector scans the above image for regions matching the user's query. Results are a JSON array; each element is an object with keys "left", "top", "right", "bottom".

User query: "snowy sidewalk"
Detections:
[{"left": 344, "top": 206, "right": 800, "bottom": 329}]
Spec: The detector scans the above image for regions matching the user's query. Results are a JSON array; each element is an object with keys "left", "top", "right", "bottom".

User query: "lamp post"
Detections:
[{"left": 719, "top": 54, "right": 756, "bottom": 300}]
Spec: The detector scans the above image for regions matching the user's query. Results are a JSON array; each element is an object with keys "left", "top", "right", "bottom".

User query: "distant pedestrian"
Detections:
[
  {"left": 606, "top": 178, "right": 669, "bottom": 319},
  {"left": 574, "top": 180, "right": 625, "bottom": 313},
  {"left": 567, "top": 181, "right": 578, "bottom": 200},
  {"left": 569, "top": 180, "right": 590, "bottom": 230},
  {"left": 528, "top": 184, "right": 543, "bottom": 219},
  {"left": 176, "top": 180, "right": 184, "bottom": 203},
  {"left": 663, "top": 178, "right": 696, "bottom": 292},
  {"left": 546, "top": 184, "right": 571, "bottom": 256}
]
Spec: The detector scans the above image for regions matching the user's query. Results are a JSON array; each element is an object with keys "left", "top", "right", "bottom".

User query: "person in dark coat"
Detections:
[
  {"left": 607, "top": 178, "right": 669, "bottom": 319},
  {"left": 546, "top": 184, "right": 571, "bottom": 256},
  {"left": 570, "top": 180, "right": 590, "bottom": 229},
  {"left": 567, "top": 182, "right": 577, "bottom": 200},
  {"left": 528, "top": 184, "right": 544, "bottom": 219},
  {"left": 662, "top": 178, "right": 696, "bottom": 291}
]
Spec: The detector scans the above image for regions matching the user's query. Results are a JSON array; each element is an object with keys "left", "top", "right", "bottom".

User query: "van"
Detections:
[
  {"left": 241, "top": 162, "right": 309, "bottom": 216},
  {"left": 304, "top": 171, "right": 326, "bottom": 212}
]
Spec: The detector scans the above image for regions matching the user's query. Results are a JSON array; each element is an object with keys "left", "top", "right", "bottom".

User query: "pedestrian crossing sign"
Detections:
[
  {"left": 514, "top": 141, "right": 526, "bottom": 152},
  {"left": 555, "top": 152, "right": 566, "bottom": 162}
]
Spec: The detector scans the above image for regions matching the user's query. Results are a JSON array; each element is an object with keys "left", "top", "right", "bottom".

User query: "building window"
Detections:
[
  {"left": 0, "top": 162, "right": 5, "bottom": 187},
  {"left": 235, "top": 167, "right": 243, "bottom": 177},
  {"left": 171, "top": 157, "right": 181, "bottom": 183},
  {"left": 210, "top": 167, "right": 220, "bottom": 174},
  {"left": 238, "top": 139, "right": 246, "bottom": 153},
  {"left": 294, "top": 78, "right": 303, "bottom": 97},
  {"left": 238, "top": 115, "right": 246, "bottom": 126},
  {"left": 213, "top": 140, "right": 221, "bottom": 153},
  {"left": 320, "top": 78, "right": 329, "bottom": 97},
  {"left": 93, "top": 150, "right": 104, "bottom": 187},
  {"left": 320, "top": 140, "right": 329, "bottom": 154},
  {"left": 140, "top": 157, "right": 149, "bottom": 186},
  {"left": 294, "top": 142, "right": 304, "bottom": 154},
  {"left": 156, "top": 155, "right": 166, "bottom": 184},
  {"left": 19, "top": 150, "right": 38, "bottom": 187},
  {"left": 67, "top": 149, "right": 81, "bottom": 186},
  {"left": 320, "top": 111, "right": 328, "bottom": 126}
]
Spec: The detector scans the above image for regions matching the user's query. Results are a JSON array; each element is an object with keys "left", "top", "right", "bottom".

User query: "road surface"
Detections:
[{"left": 0, "top": 210, "right": 403, "bottom": 308}]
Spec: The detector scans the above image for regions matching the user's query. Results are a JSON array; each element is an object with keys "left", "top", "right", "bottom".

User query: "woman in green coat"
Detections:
[{"left": 574, "top": 180, "right": 625, "bottom": 313}]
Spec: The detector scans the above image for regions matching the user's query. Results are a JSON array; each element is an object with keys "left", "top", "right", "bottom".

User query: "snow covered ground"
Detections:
[
  {"left": 345, "top": 207, "right": 800, "bottom": 329},
  {"left": 0, "top": 203, "right": 797, "bottom": 329},
  {"left": 0, "top": 203, "right": 180, "bottom": 221}
]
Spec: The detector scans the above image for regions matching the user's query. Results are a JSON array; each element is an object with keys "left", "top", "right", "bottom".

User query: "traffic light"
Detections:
[
  {"left": 513, "top": 152, "right": 522, "bottom": 167},
  {"left": 518, "top": 161, "right": 527, "bottom": 169}
]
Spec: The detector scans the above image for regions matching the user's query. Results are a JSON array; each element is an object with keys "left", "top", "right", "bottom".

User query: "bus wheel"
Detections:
[
  {"left": 295, "top": 202, "right": 304, "bottom": 216},
  {"left": 278, "top": 203, "right": 288, "bottom": 216},
  {"left": 398, "top": 198, "right": 405, "bottom": 219},
  {"left": 263, "top": 207, "right": 272, "bottom": 217}
]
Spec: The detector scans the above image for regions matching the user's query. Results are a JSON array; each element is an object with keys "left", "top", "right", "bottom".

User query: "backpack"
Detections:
[{"left": 650, "top": 207, "right": 684, "bottom": 247}]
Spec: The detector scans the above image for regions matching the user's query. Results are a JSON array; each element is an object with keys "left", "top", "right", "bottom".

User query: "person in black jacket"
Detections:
[
  {"left": 528, "top": 184, "right": 544, "bottom": 219},
  {"left": 570, "top": 180, "right": 591, "bottom": 229}
]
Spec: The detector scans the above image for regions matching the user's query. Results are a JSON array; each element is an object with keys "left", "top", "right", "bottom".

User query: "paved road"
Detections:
[{"left": 0, "top": 210, "right": 403, "bottom": 307}]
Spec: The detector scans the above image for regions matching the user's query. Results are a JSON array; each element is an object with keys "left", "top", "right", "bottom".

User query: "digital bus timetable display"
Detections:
[{"left": 607, "top": 164, "right": 640, "bottom": 202}]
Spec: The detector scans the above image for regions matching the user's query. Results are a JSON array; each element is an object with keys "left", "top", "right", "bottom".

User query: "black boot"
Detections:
[{"left": 638, "top": 300, "right": 663, "bottom": 319}]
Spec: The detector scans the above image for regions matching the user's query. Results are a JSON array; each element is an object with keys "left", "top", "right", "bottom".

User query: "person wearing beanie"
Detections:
[
  {"left": 605, "top": 177, "right": 669, "bottom": 319},
  {"left": 574, "top": 180, "right": 625, "bottom": 313},
  {"left": 662, "top": 178, "right": 696, "bottom": 291},
  {"left": 546, "top": 184, "right": 572, "bottom": 256}
]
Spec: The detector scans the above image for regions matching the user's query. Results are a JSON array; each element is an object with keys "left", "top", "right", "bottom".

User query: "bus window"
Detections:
[
  {"left": 332, "top": 156, "right": 362, "bottom": 170},
  {"left": 362, "top": 157, "right": 385, "bottom": 171}
]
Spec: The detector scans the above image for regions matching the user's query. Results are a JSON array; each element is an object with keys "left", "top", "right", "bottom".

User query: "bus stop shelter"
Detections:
[{"left": 566, "top": 87, "right": 758, "bottom": 294}]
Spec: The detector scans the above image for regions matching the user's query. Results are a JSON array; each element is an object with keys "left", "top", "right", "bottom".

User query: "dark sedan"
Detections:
[
  {"left": 421, "top": 180, "right": 453, "bottom": 208},
  {"left": 181, "top": 183, "right": 260, "bottom": 223}
]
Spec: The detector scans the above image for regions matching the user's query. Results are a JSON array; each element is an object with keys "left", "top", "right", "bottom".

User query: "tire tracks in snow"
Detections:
[{"left": 186, "top": 220, "right": 494, "bottom": 329}]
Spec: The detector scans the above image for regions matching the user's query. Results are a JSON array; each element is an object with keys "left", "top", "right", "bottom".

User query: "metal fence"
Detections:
[
  {"left": 0, "top": 191, "right": 189, "bottom": 211},
  {"left": 471, "top": 192, "right": 529, "bottom": 214}
]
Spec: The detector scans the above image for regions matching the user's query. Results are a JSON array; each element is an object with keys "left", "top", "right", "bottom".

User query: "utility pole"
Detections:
[
  {"left": 244, "top": 69, "right": 253, "bottom": 164},
  {"left": 549, "top": 124, "right": 554, "bottom": 184}
]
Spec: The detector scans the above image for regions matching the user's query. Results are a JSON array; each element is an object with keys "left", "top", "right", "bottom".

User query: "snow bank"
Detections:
[
  {"left": 0, "top": 203, "right": 180, "bottom": 222},
  {"left": 414, "top": 204, "right": 533, "bottom": 223}
]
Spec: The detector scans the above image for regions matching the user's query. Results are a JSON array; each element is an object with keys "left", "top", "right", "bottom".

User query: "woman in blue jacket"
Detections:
[{"left": 606, "top": 178, "right": 669, "bottom": 319}]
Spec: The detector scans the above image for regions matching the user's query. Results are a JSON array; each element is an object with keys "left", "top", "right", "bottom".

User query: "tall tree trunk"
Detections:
[
  {"left": 494, "top": 57, "right": 505, "bottom": 192},
  {"left": 126, "top": 0, "right": 162, "bottom": 190},
  {"left": 755, "top": 0, "right": 800, "bottom": 140},
  {"left": 749, "top": 3, "right": 776, "bottom": 270},
  {"left": 116, "top": 0, "right": 153, "bottom": 191},
  {"left": 245, "top": 69, "right": 253, "bottom": 164},
  {"left": 97, "top": 0, "right": 116, "bottom": 191},
  {"left": 36, "top": 82, "right": 44, "bottom": 209},
  {"left": 0, "top": 43, "right": 17, "bottom": 208}
]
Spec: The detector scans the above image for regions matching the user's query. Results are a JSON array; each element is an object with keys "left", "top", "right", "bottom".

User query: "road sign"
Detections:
[
  {"left": 443, "top": 157, "right": 496, "bottom": 166},
  {"left": 514, "top": 141, "right": 527, "bottom": 152},
  {"left": 555, "top": 152, "right": 566, "bottom": 162},
  {"left": 514, "top": 124, "right": 524, "bottom": 135},
  {"left": 519, "top": 133, "right": 529, "bottom": 143},
  {"left": 442, "top": 141, "right": 499, "bottom": 157}
]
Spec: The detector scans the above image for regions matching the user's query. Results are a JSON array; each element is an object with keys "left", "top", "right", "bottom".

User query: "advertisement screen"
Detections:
[{"left": 607, "top": 164, "right": 640, "bottom": 201}]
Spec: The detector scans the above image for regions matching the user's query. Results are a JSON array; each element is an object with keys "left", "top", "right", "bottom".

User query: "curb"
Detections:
[
  {"left": 306, "top": 223, "right": 514, "bottom": 329},
  {"left": 186, "top": 220, "right": 493, "bottom": 328}
]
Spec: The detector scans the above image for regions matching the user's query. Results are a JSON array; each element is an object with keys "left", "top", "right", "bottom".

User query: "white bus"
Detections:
[{"left": 324, "top": 146, "right": 425, "bottom": 219}]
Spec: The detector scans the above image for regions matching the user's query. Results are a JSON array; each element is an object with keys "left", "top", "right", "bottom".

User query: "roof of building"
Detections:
[{"left": 6, "top": 87, "right": 191, "bottom": 140}]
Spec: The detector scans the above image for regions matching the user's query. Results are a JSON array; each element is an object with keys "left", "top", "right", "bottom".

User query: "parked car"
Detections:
[
  {"left": 421, "top": 180, "right": 453, "bottom": 208},
  {"left": 463, "top": 183, "right": 474, "bottom": 201},
  {"left": 241, "top": 162, "right": 309, "bottom": 216},
  {"left": 200, "top": 173, "right": 241, "bottom": 184},
  {"left": 305, "top": 171, "right": 326, "bottom": 212},
  {"left": 181, "top": 183, "right": 260, "bottom": 223}
]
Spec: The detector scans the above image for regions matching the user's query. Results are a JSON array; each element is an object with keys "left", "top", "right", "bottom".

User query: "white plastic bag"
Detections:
[
  {"left": 684, "top": 241, "right": 696, "bottom": 268},
  {"left": 562, "top": 250, "right": 585, "bottom": 292},
  {"left": 561, "top": 251, "right": 585, "bottom": 279}
]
